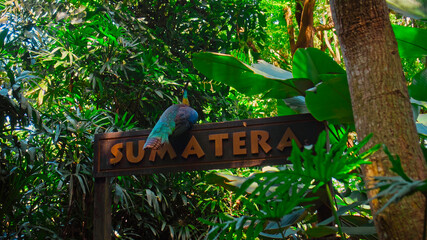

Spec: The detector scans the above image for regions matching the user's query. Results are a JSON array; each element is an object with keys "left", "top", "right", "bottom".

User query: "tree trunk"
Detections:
[
  {"left": 330, "top": 0, "right": 426, "bottom": 239},
  {"left": 293, "top": 0, "right": 315, "bottom": 55}
]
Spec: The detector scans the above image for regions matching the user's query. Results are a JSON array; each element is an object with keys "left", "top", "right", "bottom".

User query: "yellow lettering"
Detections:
[
  {"left": 110, "top": 143, "right": 123, "bottom": 164},
  {"left": 126, "top": 140, "right": 145, "bottom": 163},
  {"left": 182, "top": 136, "right": 205, "bottom": 158},
  {"left": 149, "top": 143, "right": 177, "bottom": 162},
  {"left": 233, "top": 131, "right": 247, "bottom": 155},
  {"left": 250, "top": 130, "right": 271, "bottom": 154},
  {"left": 276, "top": 127, "right": 302, "bottom": 151},
  {"left": 209, "top": 133, "right": 229, "bottom": 157}
]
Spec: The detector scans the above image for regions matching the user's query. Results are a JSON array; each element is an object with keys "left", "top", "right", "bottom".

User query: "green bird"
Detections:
[{"left": 143, "top": 90, "right": 198, "bottom": 150}]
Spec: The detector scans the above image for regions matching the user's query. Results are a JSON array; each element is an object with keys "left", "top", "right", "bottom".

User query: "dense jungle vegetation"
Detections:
[{"left": 1, "top": 0, "right": 426, "bottom": 239}]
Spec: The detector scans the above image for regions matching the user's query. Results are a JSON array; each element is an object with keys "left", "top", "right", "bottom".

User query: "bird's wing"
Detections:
[{"left": 144, "top": 105, "right": 180, "bottom": 149}]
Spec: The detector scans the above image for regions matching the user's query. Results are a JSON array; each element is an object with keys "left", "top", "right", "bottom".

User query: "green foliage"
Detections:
[
  {"left": 292, "top": 48, "right": 346, "bottom": 85},
  {"left": 192, "top": 52, "right": 311, "bottom": 98},
  {"left": 409, "top": 67, "right": 427, "bottom": 137},
  {"left": 392, "top": 25, "right": 427, "bottom": 58},
  {"left": 417, "top": 114, "right": 427, "bottom": 137},
  {"left": 305, "top": 74, "right": 353, "bottom": 124},
  {"left": 289, "top": 131, "right": 378, "bottom": 184},
  {"left": 194, "top": 3, "right": 427, "bottom": 239},
  {"left": 194, "top": 40, "right": 427, "bottom": 125},
  {"left": 1, "top": 0, "right": 271, "bottom": 238},
  {"left": 202, "top": 131, "right": 379, "bottom": 239},
  {"left": 387, "top": 0, "right": 427, "bottom": 20},
  {"left": 409, "top": 68, "right": 427, "bottom": 102},
  {"left": 193, "top": 48, "right": 355, "bottom": 124},
  {"left": 2, "top": 0, "right": 427, "bottom": 238},
  {"left": 369, "top": 145, "right": 427, "bottom": 237}
]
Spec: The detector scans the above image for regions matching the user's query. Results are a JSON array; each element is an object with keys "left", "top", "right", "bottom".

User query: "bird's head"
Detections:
[{"left": 182, "top": 89, "right": 190, "bottom": 106}]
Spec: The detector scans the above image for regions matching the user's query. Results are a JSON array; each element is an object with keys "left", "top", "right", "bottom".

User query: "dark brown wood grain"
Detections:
[{"left": 93, "top": 177, "right": 111, "bottom": 240}]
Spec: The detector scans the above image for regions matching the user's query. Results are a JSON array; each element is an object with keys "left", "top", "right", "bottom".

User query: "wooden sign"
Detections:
[
  {"left": 93, "top": 114, "right": 324, "bottom": 239},
  {"left": 93, "top": 114, "right": 324, "bottom": 177}
]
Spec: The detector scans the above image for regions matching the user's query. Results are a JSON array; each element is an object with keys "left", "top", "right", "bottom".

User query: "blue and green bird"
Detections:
[{"left": 143, "top": 90, "right": 198, "bottom": 150}]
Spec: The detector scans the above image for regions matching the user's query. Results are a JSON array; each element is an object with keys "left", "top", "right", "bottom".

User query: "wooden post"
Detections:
[{"left": 93, "top": 177, "right": 111, "bottom": 240}]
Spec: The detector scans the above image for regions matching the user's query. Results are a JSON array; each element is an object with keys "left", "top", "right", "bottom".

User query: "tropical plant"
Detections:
[
  {"left": 191, "top": 4, "right": 427, "bottom": 238},
  {"left": 2, "top": 0, "right": 427, "bottom": 238},
  {"left": 1, "top": 0, "right": 275, "bottom": 238},
  {"left": 192, "top": 23, "right": 427, "bottom": 128},
  {"left": 202, "top": 131, "right": 379, "bottom": 239}
]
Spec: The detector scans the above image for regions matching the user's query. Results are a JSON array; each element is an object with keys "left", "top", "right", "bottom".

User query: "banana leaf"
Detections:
[
  {"left": 192, "top": 52, "right": 313, "bottom": 98},
  {"left": 393, "top": 25, "right": 427, "bottom": 58}
]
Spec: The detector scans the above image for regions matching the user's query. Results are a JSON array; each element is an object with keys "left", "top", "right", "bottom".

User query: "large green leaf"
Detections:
[
  {"left": 277, "top": 100, "right": 299, "bottom": 116},
  {"left": 279, "top": 96, "right": 309, "bottom": 115},
  {"left": 409, "top": 68, "right": 427, "bottom": 101},
  {"left": 261, "top": 208, "right": 306, "bottom": 234},
  {"left": 387, "top": 0, "right": 427, "bottom": 20},
  {"left": 293, "top": 48, "right": 345, "bottom": 85},
  {"left": 307, "top": 225, "right": 377, "bottom": 239},
  {"left": 193, "top": 50, "right": 356, "bottom": 124},
  {"left": 263, "top": 78, "right": 313, "bottom": 99},
  {"left": 417, "top": 114, "right": 427, "bottom": 136},
  {"left": 251, "top": 59, "right": 292, "bottom": 79},
  {"left": 341, "top": 215, "right": 378, "bottom": 240},
  {"left": 258, "top": 229, "right": 297, "bottom": 239},
  {"left": 204, "top": 172, "right": 261, "bottom": 194},
  {"left": 306, "top": 226, "right": 337, "bottom": 238},
  {"left": 305, "top": 74, "right": 354, "bottom": 124},
  {"left": 393, "top": 25, "right": 427, "bottom": 58},
  {"left": 192, "top": 52, "right": 312, "bottom": 98}
]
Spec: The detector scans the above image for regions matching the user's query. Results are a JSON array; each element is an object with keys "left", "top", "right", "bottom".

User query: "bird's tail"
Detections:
[{"left": 144, "top": 137, "right": 162, "bottom": 150}]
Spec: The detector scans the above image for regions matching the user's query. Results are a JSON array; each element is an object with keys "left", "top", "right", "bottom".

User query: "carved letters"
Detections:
[
  {"left": 109, "top": 127, "right": 302, "bottom": 164},
  {"left": 94, "top": 114, "right": 324, "bottom": 177}
]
